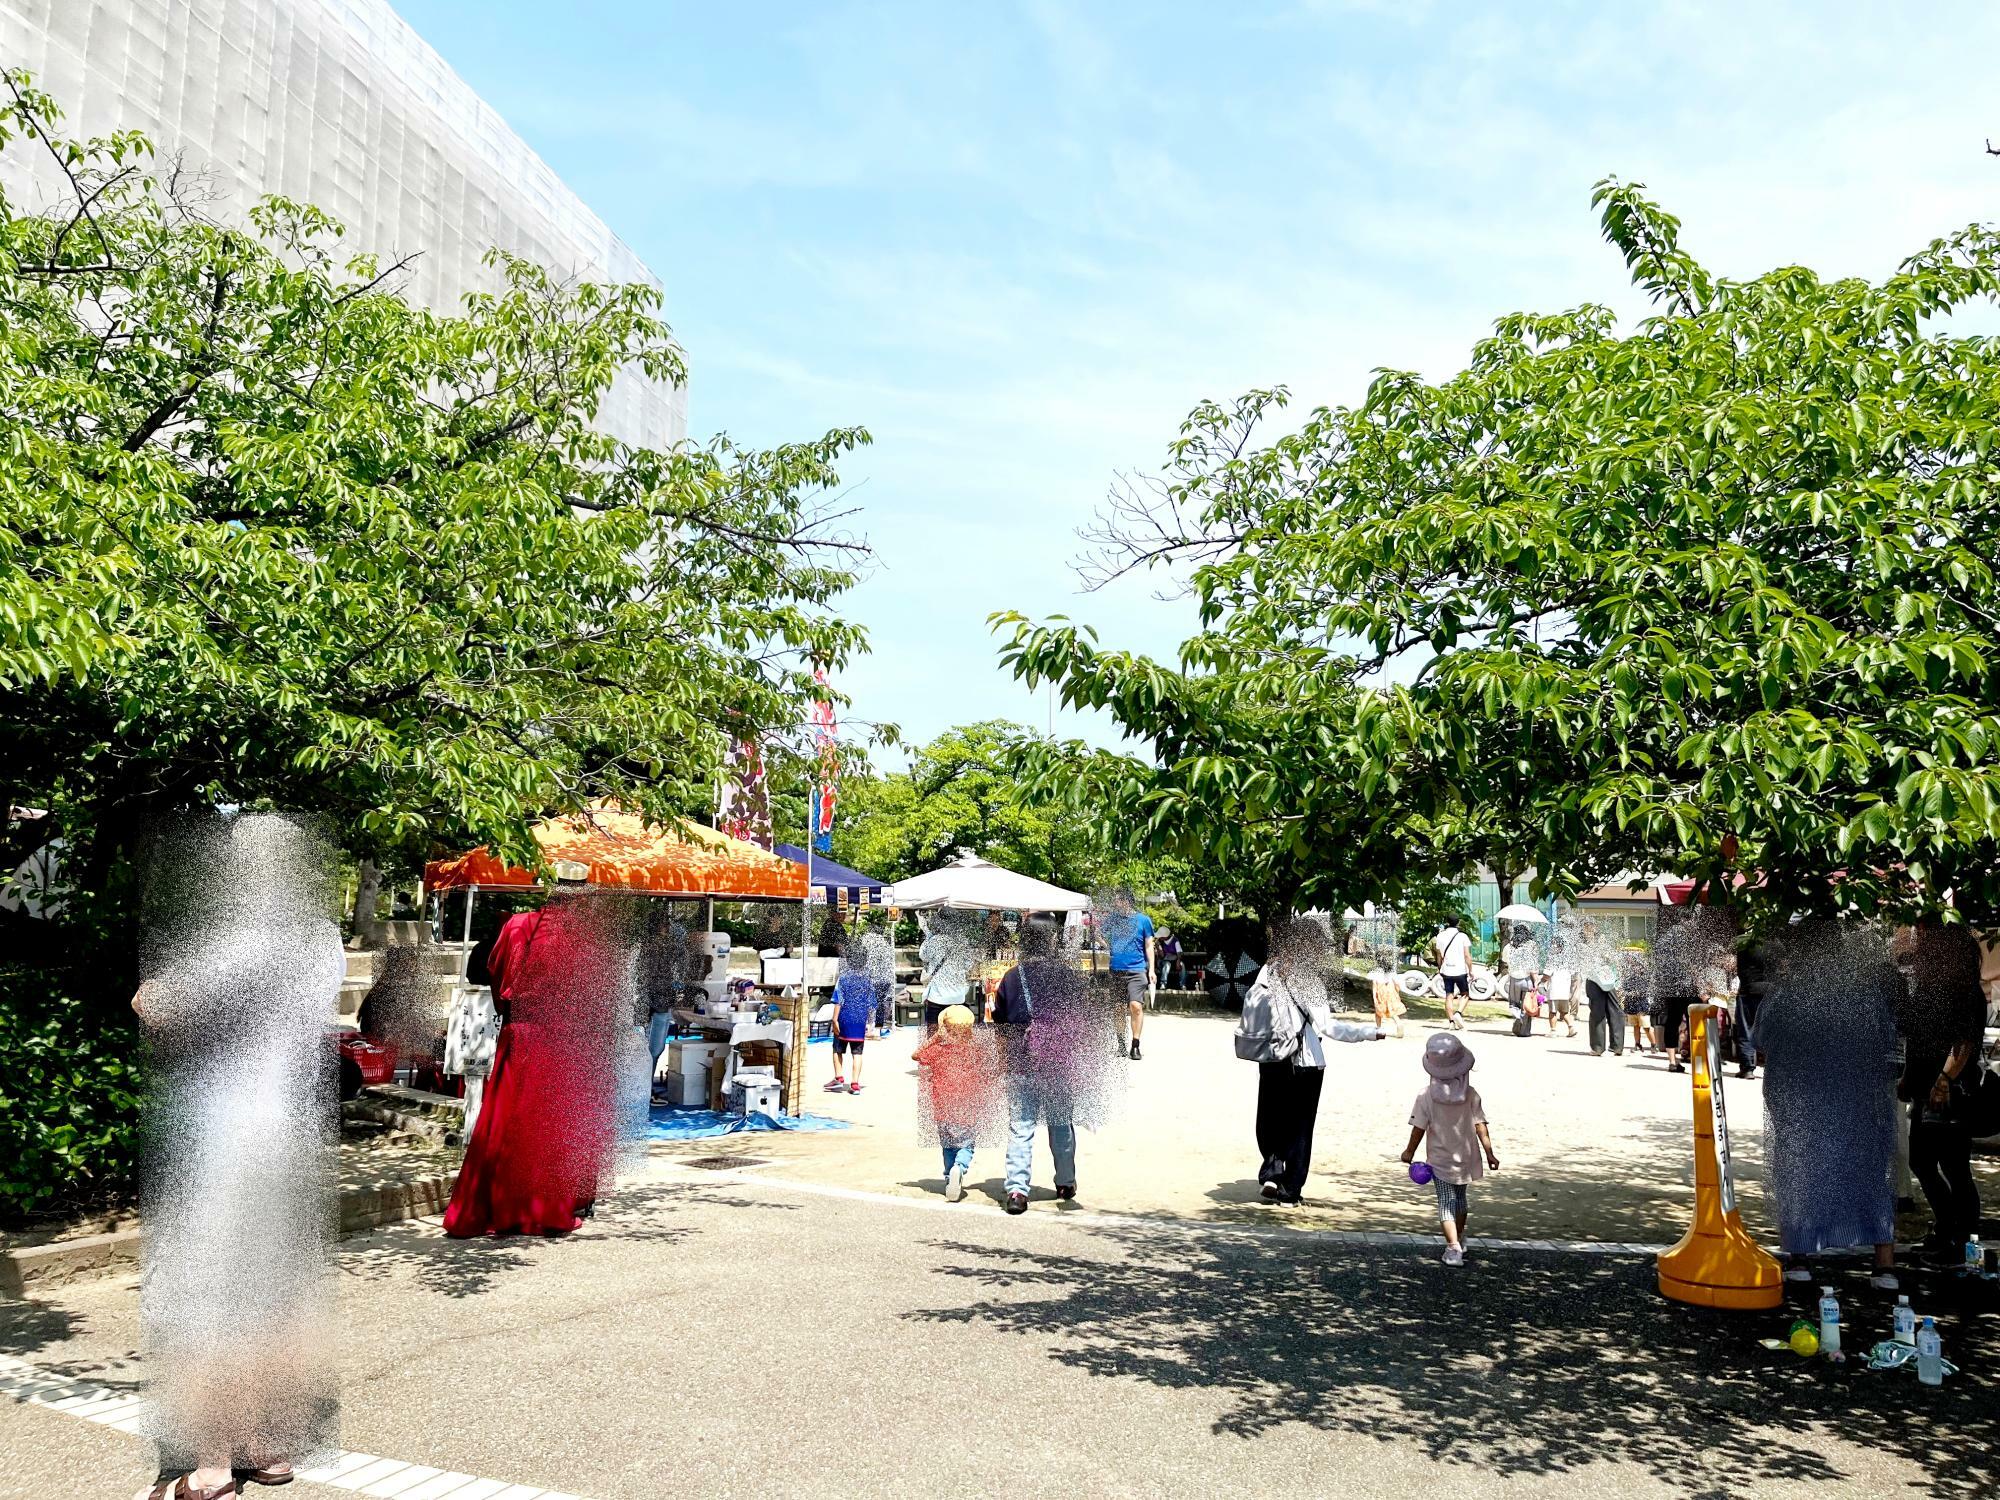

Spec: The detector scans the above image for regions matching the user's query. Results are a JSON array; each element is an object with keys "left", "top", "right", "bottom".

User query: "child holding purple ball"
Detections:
[{"left": 1400, "top": 1033, "right": 1500, "bottom": 1267}]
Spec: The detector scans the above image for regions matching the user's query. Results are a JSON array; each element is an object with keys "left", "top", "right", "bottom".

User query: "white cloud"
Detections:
[{"left": 414, "top": 0, "right": 2000, "bottom": 757}]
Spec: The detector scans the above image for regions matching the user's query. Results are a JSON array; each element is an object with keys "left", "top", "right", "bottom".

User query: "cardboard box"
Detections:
[
  {"left": 668, "top": 1041, "right": 729, "bottom": 1074},
  {"left": 734, "top": 1081, "right": 781, "bottom": 1116}
]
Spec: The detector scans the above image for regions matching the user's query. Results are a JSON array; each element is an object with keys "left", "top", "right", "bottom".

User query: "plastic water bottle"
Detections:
[
  {"left": 1893, "top": 1295, "right": 1916, "bottom": 1346},
  {"left": 1916, "top": 1318, "right": 1943, "bottom": 1386},
  {"left": 1965, "top": 1236, "right": 1984, "bottom": 1275},
  {"left": 1817, "top": 1287, "right": 1841, "bottom": 1357}
]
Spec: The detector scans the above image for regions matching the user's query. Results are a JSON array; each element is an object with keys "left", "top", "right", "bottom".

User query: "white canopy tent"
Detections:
[{"left": 888, "top": 852, "right": 1090, "bottom": 913}]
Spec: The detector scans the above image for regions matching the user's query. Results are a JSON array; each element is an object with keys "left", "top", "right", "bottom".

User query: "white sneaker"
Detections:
[
  {"left": 1783, "top": 1264, "right": 1812, "bottom": 1282},
  {"left": 1870, "top": 1271, "right": 1899, "bottom": 1292},
  {"left": 946, "top": 1164, "right": 965, "bottom": 1203},
  {"left": 1442, "top": 1245, "right": 1464, "bottom": 1267}
]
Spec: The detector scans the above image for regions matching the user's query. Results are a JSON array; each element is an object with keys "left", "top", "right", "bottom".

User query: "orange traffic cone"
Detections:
[{"left": 1659, "top": 1004, "right": 1783, "bottom": 1309}]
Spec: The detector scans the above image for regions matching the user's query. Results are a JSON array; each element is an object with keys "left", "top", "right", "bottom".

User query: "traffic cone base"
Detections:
[{"left": 1658, "top": 1004, "right": 1783, "bottom": 1310}]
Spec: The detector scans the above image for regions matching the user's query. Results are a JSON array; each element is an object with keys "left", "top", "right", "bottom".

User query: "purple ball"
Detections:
[{"left": 1409, "top": 1161, "right": 1434, "bottom": 1185}]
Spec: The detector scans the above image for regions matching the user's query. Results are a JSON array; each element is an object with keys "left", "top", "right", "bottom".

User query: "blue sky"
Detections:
[{"left": 395, "top": 0, "right": 2000, "bottom": 765}]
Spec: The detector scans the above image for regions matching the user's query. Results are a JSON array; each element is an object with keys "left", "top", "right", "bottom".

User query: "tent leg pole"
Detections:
[{"left": 462, "top": 887, "right": 475, "bottom": 946}]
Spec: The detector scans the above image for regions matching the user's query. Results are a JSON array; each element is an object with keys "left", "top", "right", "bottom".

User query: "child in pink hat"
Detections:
[{"left": 1400, "top": 1033, "right": 1500, "bottom": 1267}]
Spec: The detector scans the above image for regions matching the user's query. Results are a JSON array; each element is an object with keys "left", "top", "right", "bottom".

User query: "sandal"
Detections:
[
  {"left": 239, "top": 1462, "right": 294, "bottom": 1487},
  {"left": 145, "top": 1475, "right": 239, "bottom": 1499}
]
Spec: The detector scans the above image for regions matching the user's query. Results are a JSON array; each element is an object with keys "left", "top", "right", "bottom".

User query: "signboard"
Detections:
[{"left": 1708, "top": 1009, "right": 1738, "bottom": 1218}]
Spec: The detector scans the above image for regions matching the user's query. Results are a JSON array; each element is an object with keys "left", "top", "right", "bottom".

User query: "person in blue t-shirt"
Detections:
[{"left": 1101, "top": 889, "right": 1156, "bottom": 1061}]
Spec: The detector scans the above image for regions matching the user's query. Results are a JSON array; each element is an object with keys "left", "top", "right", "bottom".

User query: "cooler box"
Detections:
[{"left": 667, "top": 1066, "right": 711, "bottom": 1108}]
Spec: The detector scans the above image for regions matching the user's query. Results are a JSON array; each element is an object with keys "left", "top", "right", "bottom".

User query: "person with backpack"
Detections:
[{"left": 1236, "top": 918, "right": 1384, "bottom": 1204}]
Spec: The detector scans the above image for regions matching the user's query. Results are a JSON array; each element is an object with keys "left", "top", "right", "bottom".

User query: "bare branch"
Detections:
[
  {"left": 123, "top": 265, "right": 232, "bottom": 451},
  {"left": 1073, "top": 467, "right": 1243, "bottom": 596}
]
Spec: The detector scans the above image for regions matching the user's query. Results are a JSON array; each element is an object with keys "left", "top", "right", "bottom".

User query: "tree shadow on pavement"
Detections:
[
  {"left": 0, "top": 1299, "right": 143, "bottom": 1391},
  {"left": 907, "top": 1223, "right": 1999, "bottom": 1496},
  {"left": 338, "top": 1179, "right": 797, "bottom": 1300},
  {"left": 0, "top": 1297, "right": 80, "bottom": 1361},
  {"left": 1194, "top": 1110, "right": 1731, "bottom": 1244}
]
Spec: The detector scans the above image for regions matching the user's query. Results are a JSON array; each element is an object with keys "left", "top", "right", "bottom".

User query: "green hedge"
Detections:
[{"left": 0, "top": 959, "right": 143, "bottom": 1225}]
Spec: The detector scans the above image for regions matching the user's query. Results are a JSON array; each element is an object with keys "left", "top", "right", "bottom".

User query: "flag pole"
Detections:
[{"left": 794, "top": 781, "right": 816, "bottom": 1117}]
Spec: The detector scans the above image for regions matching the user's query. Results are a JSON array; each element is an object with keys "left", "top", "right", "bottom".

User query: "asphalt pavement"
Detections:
[{"left": 4, "top": 1154, "right": 1995, "bottom": 1500}]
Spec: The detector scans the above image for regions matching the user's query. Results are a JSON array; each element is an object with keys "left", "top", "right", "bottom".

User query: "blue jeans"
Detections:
[
  {"left": 646, "top": 1012, "right": 675, "bottom": 1077},
  {"left": 1004, "top": 1085, "right": 1076, "bottom": 1197},
  {"left": 940, "top": 1139, "right": 976, "bottom": 1177}
]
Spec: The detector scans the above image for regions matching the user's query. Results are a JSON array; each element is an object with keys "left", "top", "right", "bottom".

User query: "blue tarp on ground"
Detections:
[{"left": 645, "top": 1105, "right": 852, "bottom": 1141}]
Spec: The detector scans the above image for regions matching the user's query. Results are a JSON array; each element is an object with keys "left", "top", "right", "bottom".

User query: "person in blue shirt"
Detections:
[
  {"left": 1101, "top": 889, "right": 1156, "bottom": 1061},
  {"left": 827, "top": 947, "right": 875, "bottom": 1095}
]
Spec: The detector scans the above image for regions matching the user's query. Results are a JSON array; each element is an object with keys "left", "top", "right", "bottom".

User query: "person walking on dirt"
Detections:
[{"left": 1432, "top": 918, "right": 1473, "bottom": 1030}]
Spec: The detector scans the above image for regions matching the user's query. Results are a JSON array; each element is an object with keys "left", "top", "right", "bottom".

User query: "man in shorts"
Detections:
[
  {"left": 1433, "top": 919, "right": 1473, "bottom": 1030},
  {"left": 1103, "top": 889, "right": 1156, "bottom": 1061}
]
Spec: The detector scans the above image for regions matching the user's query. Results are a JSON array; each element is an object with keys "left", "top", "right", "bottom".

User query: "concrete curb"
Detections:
[
  {"left": 3, "top": 1170, "right": 461, "bottom": 1298},
  {"left": 0, "top": 1229, "right": 142, "bottom": 1298},
  {"left": 338, "top": 1173, "right": 458, "bottom": 1235}
]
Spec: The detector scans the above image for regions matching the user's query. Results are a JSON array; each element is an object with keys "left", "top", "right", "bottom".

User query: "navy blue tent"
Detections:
[{"left": 776, "top": 843, "right": 887, "bottom": 906}]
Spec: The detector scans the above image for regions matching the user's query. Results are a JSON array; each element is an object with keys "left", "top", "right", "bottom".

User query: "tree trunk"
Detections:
[{"left": 352, "top": 859, "right": 384, "bottom": 949}]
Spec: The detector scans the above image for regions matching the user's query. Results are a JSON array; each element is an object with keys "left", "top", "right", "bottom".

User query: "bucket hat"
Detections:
[{"left": 1422, "top": 1032, "right": 1474, "bottom": 1080}]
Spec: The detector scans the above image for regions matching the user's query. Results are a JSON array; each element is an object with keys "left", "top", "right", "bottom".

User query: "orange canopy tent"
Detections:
[{"left": 424, "top": 803, "right": 808, "bottom": 901}]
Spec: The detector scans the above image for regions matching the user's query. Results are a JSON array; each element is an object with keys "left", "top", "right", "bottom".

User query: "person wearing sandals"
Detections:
[
  {"left": 827, "top": 944, "right": 874, "bottom": 1095},
  {"left": 131, "top": 816, "right": 343, "bottom": 1499},
  {"left": 1621, "top": 945, "right": 1653, "bottom": 1054}
]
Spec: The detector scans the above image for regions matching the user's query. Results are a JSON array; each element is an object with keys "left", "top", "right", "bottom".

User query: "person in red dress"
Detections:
[{"left": 443, "top": 893, "right": 629, "bottom": 1238}]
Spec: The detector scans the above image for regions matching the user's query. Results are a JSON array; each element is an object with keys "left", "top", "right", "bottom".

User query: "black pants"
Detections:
[
  {"left": 1910, "top": 1100, "right": 1981, "bottom": 1242},
  {"left": 923, "top": 984, "right": 981, "bottom": 1028},
  {"left": 1255, "top": 1062, "right": 1325, "bottom": 1200},
  {"left": 1654, "top": 995, "right": 1694, "bottom": 1060},
  {"left": 1585, "top": 981, "right": 1622, "bottom": 1054}
]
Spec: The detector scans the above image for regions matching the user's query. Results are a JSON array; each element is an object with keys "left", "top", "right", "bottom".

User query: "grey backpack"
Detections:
[{"left": 1233, "top": 969, "right": 1293, "bottom": 1063}]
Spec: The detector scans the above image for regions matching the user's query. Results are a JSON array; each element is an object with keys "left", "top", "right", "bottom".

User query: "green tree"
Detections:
[
  {"left": 0, "top": 71, "right": 876, "bottom": 1216},
  {"left": 829, "top": 720, "right": 1188, "bottom": 903},
  {"left": 834, "top": 720, "right": 1097, "bottom": 884},
  {"left": 992, "top": 623, "right": 1422, "bottom": 925},
  {"left": 0, "top": 71, "right": 873, "bottom": 890},
  {"left": 1003, "top": 181, "right": 2000, "bottom": 929}
]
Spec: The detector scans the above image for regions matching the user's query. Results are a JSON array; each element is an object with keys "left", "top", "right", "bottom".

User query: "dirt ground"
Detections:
[{"left": 733, "top": 1007, "right": 1997, "bottom": 1247}]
